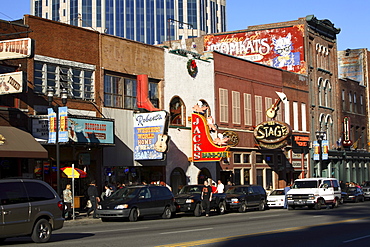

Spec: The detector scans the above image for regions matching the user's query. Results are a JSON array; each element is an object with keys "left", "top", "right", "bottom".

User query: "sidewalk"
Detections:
[{"left": 63, "top": 211, "right": 103, "bottom": 227}]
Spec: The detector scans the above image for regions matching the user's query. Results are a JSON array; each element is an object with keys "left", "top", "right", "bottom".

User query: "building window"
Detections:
[
  {"left": 293, "top": 101, "right": 298, "bottom": 131},
  {"left": 124, "top": 78, "right": 137, "bottom": 110},
  {"left": 243, "top": 154, "right": 250, "bottom": 163},
  {"left": 244, "top": 93, "right": 252, "bottom": 126},
  {"left": 149, "top": 81, "right": 159, "bottom": 108},
  {"left": 353, "top": 93, "right": 357, "bottom": 113},
  {"left": 349, "top": 92, "right": 352, "bottom": 112},
  {"left": 360, "top": 95, "right": 364, "bottom": 114},
  {"left": 342, "top": 90, "right": 346, "bottom": 110},
  {"left": 104, "top": 75, "right": 123, "bottom": 108},
  {"left": 34, "top": 59, "right": 94, "bottom": 100},
  {"left": 265, "top": 97, "right": 272, "bottom": 120},
  {"left": 219, "top": 88, "right": 228, "bottom": 123},
  {"left": 232, "top": 91, "right": 240, "bottom": 124},
  {"left": 170, "top": 96, "right": 185, "bottom": 126},
  {"left": 318, "top": 77, "right": 323, "bottom": 106},
  {"left": 284, "top": 100, "right": 290, "bottom": 125},
  {"left": 255, "top": 95, "right": 263, "bottom": 124},
  {"left": 301, "top": 103, "right": 307, "bottom": 132},
  {"left": 233, "top": 153, "right": 241, "bottom": 163}
]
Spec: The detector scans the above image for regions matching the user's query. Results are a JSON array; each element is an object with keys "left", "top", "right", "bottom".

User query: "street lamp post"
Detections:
[
  {"left": 315, "top": 130, "right": 326, "bottom": 177},
  {"left": 48, "top": 87, "right": 68, "bottom": 196}
]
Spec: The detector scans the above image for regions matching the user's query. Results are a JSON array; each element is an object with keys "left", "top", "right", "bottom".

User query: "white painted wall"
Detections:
[{"left": 164, "top": 49, "right": 216, "bottom": 184}]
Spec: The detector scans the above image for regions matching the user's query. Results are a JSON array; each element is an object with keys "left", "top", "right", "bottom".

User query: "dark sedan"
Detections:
[{"left": 343, "top": 187, "right": 365, "bottom": 203}]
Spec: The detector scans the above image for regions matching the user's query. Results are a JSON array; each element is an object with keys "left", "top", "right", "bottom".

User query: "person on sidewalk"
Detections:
[
  {"left": 63, "top": 184, "right": 73, "bottom": 220},
  {"left": 87, "top": 180, "right": 100, "bottom": 218},
  {"left": 201, "top": 180, "right": 213, "bottom": 217}
]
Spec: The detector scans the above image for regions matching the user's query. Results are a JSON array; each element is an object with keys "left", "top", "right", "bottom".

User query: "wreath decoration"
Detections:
[{"left": 187, "top": 59, "right": 198, "bottom": 78}]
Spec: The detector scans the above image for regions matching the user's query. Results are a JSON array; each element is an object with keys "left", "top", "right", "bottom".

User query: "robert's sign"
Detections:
[
  {"left": 0, "top": 72, "right": 23, "bottom": 95},
  {"left": 0, "top": 38, "right": 32, "bottom": 60},
  {"left": 254, "top": 120, "right": 291, "bottom": 149}
]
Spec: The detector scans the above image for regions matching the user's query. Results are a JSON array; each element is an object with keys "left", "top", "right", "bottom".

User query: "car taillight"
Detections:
[{"left": 58, "top": 201, "right": 63, "bottom": 211}]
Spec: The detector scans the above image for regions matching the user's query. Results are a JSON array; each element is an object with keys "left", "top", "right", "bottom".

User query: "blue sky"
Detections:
[{"left": 1, "top": 0, "right": 368, "bottom": 51}]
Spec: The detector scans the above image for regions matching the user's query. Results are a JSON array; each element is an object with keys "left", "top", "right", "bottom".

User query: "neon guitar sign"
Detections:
[{"left": 265, "top": 91, "right": 287, "bottom": 119}]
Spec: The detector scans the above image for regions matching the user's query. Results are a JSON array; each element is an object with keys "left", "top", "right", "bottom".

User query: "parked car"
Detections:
[
  {"left": 286, "top": 178, "right": 341, "bottom": 210},
  {"left": 225, "top": 185, "right": 267, "bottom": 212},
  {"left": 96, "top": 185, "right": 176, "bottom": 222},
  {"left": 174, "top": 185, "right": 226, "bottom": 216},
  {"left": 361, "top": 181, "right": 370, "bottom": 200},
  {"left": 343, "top": 187, "right": 365, "bottom": 203},
  {"left": 267, "top": 189, "right": 286, "bottom": 208},
  {"left": 0, "top": 179, "right": 64, "bottom": 243}
]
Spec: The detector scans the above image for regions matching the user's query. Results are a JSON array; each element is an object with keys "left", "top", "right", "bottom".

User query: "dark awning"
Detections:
[{"left": 0, "top": 126, "right": 48, "bottom": 158}]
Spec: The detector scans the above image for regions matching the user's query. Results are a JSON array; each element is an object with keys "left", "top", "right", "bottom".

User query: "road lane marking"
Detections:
[
  {"left": 160, "top": 228, "right": 213, "bottom": 235},
  {"left": 343, "top": 234, "right": 370, "bottom": 243},
  {"left": 156, "top": 216, "right": 370, "bottom": 247},
  {"left": 249, "top": 214, "right": 281, "bottom": 219},
  {"left": 81, "top": 227, "right": 149, "bottom": 234}
]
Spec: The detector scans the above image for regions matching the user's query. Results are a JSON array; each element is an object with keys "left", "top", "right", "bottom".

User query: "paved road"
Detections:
[{"left": 4, "top": 201, "right": 370, "bottom": 246}]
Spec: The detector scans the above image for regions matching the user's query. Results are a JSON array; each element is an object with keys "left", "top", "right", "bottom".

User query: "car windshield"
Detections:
[
  {"left": 226, "top": 187, "right": 244, "bottom": 194},
  {"left": 178, "top": 186, "right": 202, "bottom": 194},
  {"left": 292, "top": 180, "right": 319, "bottom": 188},
  {"left": 109, "top": 187, "right": 140, "bottom": 199},
  {"left": 270, "top": 190, "right": 285, "bottom": 196}
]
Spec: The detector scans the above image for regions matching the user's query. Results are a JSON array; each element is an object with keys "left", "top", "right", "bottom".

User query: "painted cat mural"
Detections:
[{"left": 272, "top": 33, "right": 300, "bottom": 71}]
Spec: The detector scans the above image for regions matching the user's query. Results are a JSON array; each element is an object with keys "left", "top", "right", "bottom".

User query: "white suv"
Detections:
[{"left": 286, "top": 178, "right": 341, "bottom": 210}]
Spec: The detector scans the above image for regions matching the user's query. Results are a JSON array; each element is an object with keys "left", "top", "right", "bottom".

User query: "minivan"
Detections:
[
  {"left": 97, "top": 185, "right": 176, "bottom": 222},
  {"left": 0, "top": 179, "right": 64, "bottom": 243}
]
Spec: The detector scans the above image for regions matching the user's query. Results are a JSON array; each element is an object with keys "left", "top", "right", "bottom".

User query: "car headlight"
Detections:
[
  {"left": 231, "top": 198, "right": 239, "bottom": 203},
  {"left": 349, "top": 196, "right": 355, "bottom": 198},
  {"left": 287, "top": 195, "right": 292, "bottom": 199},
  {"left": 308, "top": 194, "right": 315, "bottom": 200},
  {"left": 114, "top": 204, "right": 129, "bottom": 209},
  {"left": 185, "top": 199, "right": 194, "bottom": 203}
]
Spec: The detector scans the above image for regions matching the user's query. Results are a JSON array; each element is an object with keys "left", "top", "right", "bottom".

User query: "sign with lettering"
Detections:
[
  {"left": 68, "top": 117, "right": 114, "bottom": 144},
  {"left": 204, "top": 26, "right": 305, "bottom": 74},
  {"left": 192, "top": 113, "right": 229, "bottom": 162},
  {"left": 0, "top": 72, "right": 24, "bottom": 95},
  {"left": 0, "top": 38, "right": 32, "bottom": 60},
  {"left": 133, "top": 111, "right": 168, "bottom": 160},
  {"left": 338, "top": 49, "right": 364, "bottom": 85},
  {"left": 254, "top": 120, "right": 292, "bottom": 149},
  {"left": 292, "top": 134, "right": 310, "bottom": 152}
]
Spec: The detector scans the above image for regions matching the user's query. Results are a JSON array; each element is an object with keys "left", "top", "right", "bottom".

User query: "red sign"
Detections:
[
  {"left": 204, "top": 25, "right": 306, "bottom": 74},
  {"left": 192, "top": 113, "right": 229, "bottom": 162}
]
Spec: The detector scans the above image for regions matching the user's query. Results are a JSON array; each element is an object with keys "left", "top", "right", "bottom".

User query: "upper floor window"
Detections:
[
  {"left": 255, "top": 95, "right": 263, "bottom": 124},
  {"left": 170, "top": 96, "right": 185, "bottom": 126},
  {"left": 219, "top": 88, "right": 228, "bottom": 123},
  {"left": 34, "top": 56, "right": 94, "bottom": 100},
  {"left": 244, "top": 93, "right": 252, "bottom": 126},
  {"left": 232, "top": 91, "right": 240, "bottom": 124}
]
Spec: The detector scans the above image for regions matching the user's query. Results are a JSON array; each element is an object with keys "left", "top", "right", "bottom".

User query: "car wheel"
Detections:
[
  {"left": 129, "top": 208, "right": 138, "bottom": 222},
  {"left": 217, "top": 201, "right": 226, "bottom": 215},
  {"left": 258, "top": 201, "right": 265, "bottom": 211},
  {"left": 238, "top": 202, "right": 247, "bottom": 213},
  {"left": 355, "top": 197, "right": 359, "bottom": 203},
  {"left": 314, "top": 200, "right": 322, "bottom": 210},
  {"left": 162, "top": 206, "right": 172, "bottom": 219},
  {"left": 194, "top": 203, "right": 202, "bottom": 217},
  {"left": 31, "top": 218, "right": 52, "bottom": 243}
]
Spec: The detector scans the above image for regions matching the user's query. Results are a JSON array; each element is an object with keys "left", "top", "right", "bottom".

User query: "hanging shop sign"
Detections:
[
  {"left": 134, "top": 111, "right": 169, "bottom": 160},
  {"left": 292, "top": 134, "right": 310, "bottom": 153},
  {"left": 68, "top": 117, "right": 114, "bottom": 144},
  {"left": 254, "top": 120, "right": 292, "bottom": 149},
  {"left": 204, "top": 26, "right": 305, "bottom": 74},
  {"left": 0, "top": 38, "right": 32, "bottom": 60},
  {"left": 0, "top": 72, "right": 24, "bottom": 95},
  {"left": 342, "top": 116, "right": 352, "bottom": 147},
  {"left": 192, "top": 113, "right": 229, "bottom": 162},
  {"left": 48, "top": 106, "right": 68, "bottom": 143}
]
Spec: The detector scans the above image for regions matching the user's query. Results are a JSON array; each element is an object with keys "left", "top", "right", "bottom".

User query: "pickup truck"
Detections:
[{"left": 174, "top": 185, "right": 226, "bottom": 216}]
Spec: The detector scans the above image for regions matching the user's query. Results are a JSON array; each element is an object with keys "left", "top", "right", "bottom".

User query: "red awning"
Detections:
[{"left": 0, "top": 126, "right": 48, "bottom": 158}]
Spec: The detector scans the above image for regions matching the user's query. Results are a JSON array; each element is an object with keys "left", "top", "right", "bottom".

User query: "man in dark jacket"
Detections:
[
  {"left": 201, "top": 180, "right": 213, "bottom": 217},
  {"left": 87, "top": 180, "right": 100, "bottom": 218}
]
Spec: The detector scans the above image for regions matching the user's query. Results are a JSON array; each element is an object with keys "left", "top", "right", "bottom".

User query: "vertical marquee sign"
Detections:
[{"left": 192, "top": 113, "right": 229, "bottom": 162}]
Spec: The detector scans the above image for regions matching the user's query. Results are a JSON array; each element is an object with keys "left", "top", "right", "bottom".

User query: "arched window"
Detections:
[
  {"left": 170, "top": 96, "right": 186, "bottom": 126},
  {"left": 325, "top": 115, "right": 333, "bottom": 148},
  {"left": 318, "top": 78, "right": 323, "bottom": 106},
  {"left": 324, "top": 80, "right": 331, "bottom": 108}
]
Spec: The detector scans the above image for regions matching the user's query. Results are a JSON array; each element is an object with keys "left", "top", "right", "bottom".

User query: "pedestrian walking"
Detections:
[
  {"left": 284, "top": 183, "right": 291, "bottom": 209},
  {"left": 201, "top": 180, "right": 213, "bottom": 217},
  {"left": 87, "top": 180, "right": 100, "bottom": 218},
  {"left": 63, "top": 184, "right": 73, "bottom": 220}
]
